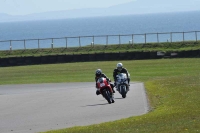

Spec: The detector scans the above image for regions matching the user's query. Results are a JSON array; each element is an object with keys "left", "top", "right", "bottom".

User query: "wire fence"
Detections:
[{"left": 0, "top": 31, "right": 200, "bottom": 51}]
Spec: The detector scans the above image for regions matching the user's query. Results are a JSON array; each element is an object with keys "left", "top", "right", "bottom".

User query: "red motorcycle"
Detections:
[{"left": 96, "top": 77, "right": 115, "bottom": 104}]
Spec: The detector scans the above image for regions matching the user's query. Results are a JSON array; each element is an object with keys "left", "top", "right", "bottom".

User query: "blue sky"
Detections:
[{"left": 0, "top": 0, "right": 134, "bottom": 15}]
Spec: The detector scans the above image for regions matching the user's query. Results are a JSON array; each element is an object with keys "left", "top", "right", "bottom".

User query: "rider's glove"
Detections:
[{"left": 106, "top": 78, "right": 111, "bottom": 82}]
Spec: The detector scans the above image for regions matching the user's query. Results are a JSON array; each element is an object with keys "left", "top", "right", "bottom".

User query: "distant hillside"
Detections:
[
  {"left": 0, "top": 13, "right": 13, "bottom": 20},
  {"left": 1, "top": 0, "right": 200, "bottom": 22},
  {"left": 108, "top": 0, "right": 200, "bottom": 15},
  {"left": 112, "top": 0, "right": 200, "bottom": 9}
]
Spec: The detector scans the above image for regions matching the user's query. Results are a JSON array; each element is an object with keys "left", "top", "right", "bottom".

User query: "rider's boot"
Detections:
[
  {"left": 110, "top": 92, "right": 114, "bottom": 98},
  {"left": 111, "top": 89, "right": 115, "bottom": 93},
  {"left": 114, "top": 82, "right": 119, "bottom": 91},
  {"left": 128, "top": 78, "right": 130, "bottom": 87},
  {"left": 116, "top": 86, "right": 119, "bottom": 91},
  {"left": 111, "top": 84, "right": 115, "bottom": 93},
  {"left": 112, "top": 86, "right": 115, "bottom": 93},
  {"left": 127, "top": 81, "right": 130, "bottom": 91},
  {"left": 111, "top": 93, "right": 115, "bottom": 103},
  {"left": 96, "top": 90, "right": 100, "bottom": 95},
  {"left": 127, "top": 85, "right": 130, "bottom": 91},
  {"left": 112, "top": 99, "right": 115, "bottom": 103}
]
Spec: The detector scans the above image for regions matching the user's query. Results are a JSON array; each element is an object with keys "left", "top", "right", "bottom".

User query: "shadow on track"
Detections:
[
  {"left": 114, "top": 97, "right": 124, "bottom": 99},
  {"left": 82, "top": 103, "right": 110, "bottom": 107}
]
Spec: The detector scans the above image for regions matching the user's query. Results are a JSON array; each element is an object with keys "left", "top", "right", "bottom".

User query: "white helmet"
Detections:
[{"left": 117, "top": 63, "right": 123, "bottom": 71}]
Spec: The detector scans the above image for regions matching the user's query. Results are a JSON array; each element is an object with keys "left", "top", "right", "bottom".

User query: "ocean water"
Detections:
[{"left": 0, "top": 11, "right": 200, "bottom": 50}]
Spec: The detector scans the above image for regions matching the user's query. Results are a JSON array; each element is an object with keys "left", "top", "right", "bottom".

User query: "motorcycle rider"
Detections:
[
  {"left": 113, "top": 63, "right": 130, "bottom": 90},
  {"left": 95, "top": 69, "right": 115, "bottom": 95}
]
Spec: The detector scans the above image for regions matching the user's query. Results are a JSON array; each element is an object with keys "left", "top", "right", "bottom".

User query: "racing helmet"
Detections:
[
  {"left": 95, "top": 69, "right": 102, "bottom": 77},
  {"left": 117, "top": 63, "right": 123, "bottom": 71}
]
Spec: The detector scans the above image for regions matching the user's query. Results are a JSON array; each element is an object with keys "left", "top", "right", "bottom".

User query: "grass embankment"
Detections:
[
  {"left": 0, "top": 58, "right": 199, "bottom": 133},
  {"left": 0, "top": 41, "right": 200, "bottom": 58}
]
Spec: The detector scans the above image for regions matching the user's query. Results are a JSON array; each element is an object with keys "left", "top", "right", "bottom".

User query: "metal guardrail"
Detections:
[{"left": 0, "top": 31, "right": 200, "bottom": 51}]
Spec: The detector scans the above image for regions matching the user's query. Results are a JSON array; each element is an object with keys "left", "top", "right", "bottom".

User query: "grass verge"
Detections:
[{"left": 0, "top": 58, "right": 199, "bottom": 132}]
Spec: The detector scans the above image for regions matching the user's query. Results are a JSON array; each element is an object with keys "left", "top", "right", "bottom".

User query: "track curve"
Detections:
[{"left": 0, "top": 82, "right": 149, "bottom": 133}]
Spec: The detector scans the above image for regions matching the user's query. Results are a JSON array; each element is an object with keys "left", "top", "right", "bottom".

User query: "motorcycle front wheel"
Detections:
[
  {"left": 103, "top": 90, "right": 112, "bottom": 104},
  {"left": 120, "top": 85, "right": 127, "bottom": 98}
]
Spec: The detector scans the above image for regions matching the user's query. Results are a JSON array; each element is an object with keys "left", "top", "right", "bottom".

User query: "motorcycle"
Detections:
[
  {"left": 115, "top": 73, "right": 130, "bottom": 98},
  {"left": 96, "top": 77, "right": 115, "bottom": 104}
]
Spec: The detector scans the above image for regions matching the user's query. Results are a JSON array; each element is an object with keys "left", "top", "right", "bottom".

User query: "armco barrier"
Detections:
[
  {"left": 179, "top": 50, "right": 200, "bottom": 57},
  {"left": 0, "top": 50, "right": 199, "bottom": 67}
]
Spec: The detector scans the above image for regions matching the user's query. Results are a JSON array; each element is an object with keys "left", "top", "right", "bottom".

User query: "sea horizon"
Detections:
[{"left": 0, "top": 11, "right": 200, "bottom": 50}]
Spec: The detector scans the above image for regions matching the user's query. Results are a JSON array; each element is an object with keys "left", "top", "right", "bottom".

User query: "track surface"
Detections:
[{"left": 0, "top": 82, "right": 149, "bottom": 133}]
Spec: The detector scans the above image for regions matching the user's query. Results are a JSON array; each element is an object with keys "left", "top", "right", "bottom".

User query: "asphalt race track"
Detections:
[{"left": 0, "top": 82, "right": 149, "bottom": 133}]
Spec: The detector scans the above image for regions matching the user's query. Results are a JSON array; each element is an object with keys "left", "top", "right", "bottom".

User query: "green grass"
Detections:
[
  {"left": 0, "top": 58, "right": 199, "bottom": 133},
  {"left": 0, "top": 41, "right": 200, "bottom": 58}
]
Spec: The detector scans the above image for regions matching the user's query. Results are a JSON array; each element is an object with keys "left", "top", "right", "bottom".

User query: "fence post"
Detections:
[
  {"left": 170, "top": 32, "right": 172, "bottom": 43},
  {"left": 24, "top": 40, "right": 26, "bottom": 50},
  {"left": 66, "top": 37, "right": 68, "bottom": 48},
  {"left": 183, "top": 32, "right": 185, "bottom": 42},
  {"left": 195, "top": 31, "right": 197, "bottom": 42},
  {"left": 106, "top": 35, "right": 108, "bottom": 45},
  {"left": 91, "top": 42, "right": 94, "bottom": 47},
  {"left": 119, "top": 35, "right": 121, "bottom": 45},
  {"left": 51, "top": 38, "right": 54, "bottom": 49},
  {"left": 38, "top": 39, "right": 40, "bottom": 49},
  {"left": 91, "top": 36, "right": 94, "bottom": 47},
  {"left": 144, "top": 34, "right": 146, "bottom": 44},
  {"left": 132, "top": 34, "right": 134, "bottom": 45},
  {"left": 79, "top": 36, "right": 81, "bottom": 47},
  {"left": 10, "top": 40, "right": 12, "bottom": 51},
  {"left": 157, "top": 33, "right": 159, "bottom": 43},
  {"left": 93, "top": 36, "right": 94, "bottom": 46}
]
